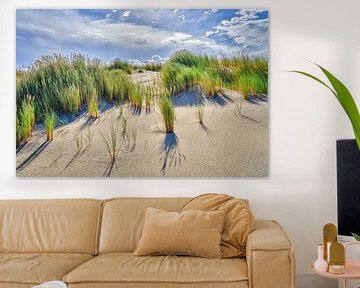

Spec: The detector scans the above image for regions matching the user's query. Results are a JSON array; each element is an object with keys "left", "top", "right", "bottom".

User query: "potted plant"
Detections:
[{"left": 291, "top": 64, "right": 360, "bottom": 241}]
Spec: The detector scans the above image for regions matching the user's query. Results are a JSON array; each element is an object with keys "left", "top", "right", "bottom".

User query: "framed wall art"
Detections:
[{"left": 16, "top": 9, "right": 269, "bottom": 177}]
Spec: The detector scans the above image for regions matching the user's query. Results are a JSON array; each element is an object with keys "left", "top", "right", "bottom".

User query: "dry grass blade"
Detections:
[{"left": 100, "top": 122, "right": 121, "bottom": 162}]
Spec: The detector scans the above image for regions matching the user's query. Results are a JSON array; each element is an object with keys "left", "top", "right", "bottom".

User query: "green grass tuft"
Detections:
[
  {"left": 61, "top": 85, "right": 81, "bottom": 114},
  {"left": 161, "top": 50, "right": 268, "bottom": 99},
  {"left": 108, "top": 59, "right": 133, "bottom": 74},
  {"left": 159, "top": 94, "right": 175, "bottom": 133},
  {"left": 195, "top": 104, "right": 204, "bottom": 124},
  {"left": 88, "top": 88, "right": 99, "bottom": 119},
  {"left": 44, "top": 110, "right": 56, "bottom": 141},
  {"left": 17, "top": 97, "right": 35, "bottom": 143}
]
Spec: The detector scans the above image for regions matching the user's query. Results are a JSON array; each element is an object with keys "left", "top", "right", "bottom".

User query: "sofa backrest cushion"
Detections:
[
  {"left": 181, "top": 194, "right": 254, "bottom": 258},
  {"left": 0, "top": 199, "right": 102, "bottom": 254},
  {"left": 99, "top": 198, "right": 189, "bottom": 253}
]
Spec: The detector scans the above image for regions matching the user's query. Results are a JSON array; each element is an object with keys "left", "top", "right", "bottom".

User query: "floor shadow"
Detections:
[
  {"left": 159, "top": 132, "right": 186, "bottom": 176},
  {"left": 16, "top": 140, "right": 50, "bottom": 172}
]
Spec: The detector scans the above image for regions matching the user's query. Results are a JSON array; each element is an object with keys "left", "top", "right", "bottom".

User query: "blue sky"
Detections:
[{"left": 16, "top": 9, "right": 268, "bottom": 67}]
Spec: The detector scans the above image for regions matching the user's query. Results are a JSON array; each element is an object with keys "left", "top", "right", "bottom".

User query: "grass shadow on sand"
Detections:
[
  {"left": 172, "top": 90, "right": 234, "bottom": 108},
  {"left": 238, "top": 114, "right": 263, "bottom": 126},
  {"left": 16, "top": 142, "right": 27, "bottom": 154},
  {"left": 207, "top": 93, "right": 233, "bottom": 106},
  {"left": 247, "top": 95, "right": 268, "bottom": 105},
  {"left": 128, "top": 106, "right": 142, "bottom": 117},
  {"left": 80, "top": 117, "right": 97, "bottom": 131},
  {"left": 172, "top": 91, "right": 204, "bottom": 108},
  {"left": 16, "top": 140, "right": 50, "bottom": 172},
  {"left": 62, "top": 144, "right": 90, "bottom": 172},
  {"left": 200, "top": 123, "right": 211, "bottom": 134},
  {"left": 159, "top": 133, "right": 186, "bottom": 176},
  {"left": 103, "top": 160, "right": 116, "bottom": 177}
]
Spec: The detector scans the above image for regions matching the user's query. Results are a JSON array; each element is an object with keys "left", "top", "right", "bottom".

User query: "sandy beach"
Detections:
[{"left": 16, "top": 72, "right": 268, "bottom": 177}]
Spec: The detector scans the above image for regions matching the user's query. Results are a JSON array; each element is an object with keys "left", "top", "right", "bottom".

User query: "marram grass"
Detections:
[
  {"left": 44, "top": 111, "right": 56, "bottom": 141},
  {"left": 195, "top": 104, "right": 204, "bottom": 124},
  {"left": 159, "top": 94, "right": 175, "bottom": 133},
  {"left": 161, "top": 50, "right": 268, "bottom": 99},
  {"left": 100, "top": 122, "right": 122, "bottom": 162},
  {"left": 88, "top": 88, "right": 99, "bottom": 119},
  {"left": 17, "top": 97, "right": 35, "bottom": 143}
]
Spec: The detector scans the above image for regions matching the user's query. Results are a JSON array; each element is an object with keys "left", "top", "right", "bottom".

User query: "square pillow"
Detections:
[{"left": 134, "top": 207, "right": 225, "bottom": 258}]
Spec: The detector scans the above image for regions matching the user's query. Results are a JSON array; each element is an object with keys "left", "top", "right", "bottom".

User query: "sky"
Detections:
[{"left": 16, "top": 9, "right": 268, "bottom": 67}]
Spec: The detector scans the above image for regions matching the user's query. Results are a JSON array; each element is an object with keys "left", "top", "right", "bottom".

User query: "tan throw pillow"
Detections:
[
  {"left": 134, "top": 207, "right": 225, "bottom": 258},
  {"left": 181, "top": 194, "right": 254, "bottom": 258}
]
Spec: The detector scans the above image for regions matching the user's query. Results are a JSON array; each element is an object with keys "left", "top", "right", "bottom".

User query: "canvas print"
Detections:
[{"left": 16, "top": 9, "right": 269, "bottom": 177}]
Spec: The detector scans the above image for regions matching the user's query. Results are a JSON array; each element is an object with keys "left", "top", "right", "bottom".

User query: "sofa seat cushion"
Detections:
[
  {"left": 0, "top": 253, "right": 93, "bottom": 285},
  {"left": 64, "top": 253, "right": 248, "bottom": 285}
]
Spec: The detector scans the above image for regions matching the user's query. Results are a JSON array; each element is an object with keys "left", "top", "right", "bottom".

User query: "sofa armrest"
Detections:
[{"left": 246, "top": 220, "right": 295, "bottom": 288}]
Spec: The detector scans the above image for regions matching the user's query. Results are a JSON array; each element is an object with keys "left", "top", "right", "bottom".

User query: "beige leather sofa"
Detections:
[{"left": 0, "top": 198, "right": 295, "bottom": 288}]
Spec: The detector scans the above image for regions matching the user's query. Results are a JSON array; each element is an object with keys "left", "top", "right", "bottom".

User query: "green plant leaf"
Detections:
[
  {"left": 315, "top": 65, "right": 360, "bottom": 149},
  {"left": 351, "top": 232, "right": 360, "bottom": 241},
  {"left": 290, "top": 65, "right": 360, "bottom": 150},
  {"left": 289, "top": 70, "right": 337, "bottom": 98}
]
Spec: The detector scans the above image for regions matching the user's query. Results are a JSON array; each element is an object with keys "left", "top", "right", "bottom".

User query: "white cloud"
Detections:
[
  {"left": 118, "top": 10, "right": 131, "bottom": 21},
  {"left": 204, "top": 9, "right": 268, "bottom": 55},
  {"left": 17, "top": 10, "right": 243, "bottom": 62},
  {"left": 161, "top": 32, "right": 237, "bottom": 56},
  {"left": 203, "top": 9, "right": 218, "bottom": 16},
  {"left": 147, "top": 55, "right": 169, "bottom": 64},
  {"left": 122, "top": 10, "right": 131, "bottom": 17},
  {"left": 205, "top": 30, "right": 216, "bottom": 37},
  {"left": 162, "top": 32, "right": 192, "bottom": 44},
  {"left": 127, "top": 55, "right": 169, "bottom": 66},
  {"left": 128, "top": 59, "right": 145, "bottom": 66}
]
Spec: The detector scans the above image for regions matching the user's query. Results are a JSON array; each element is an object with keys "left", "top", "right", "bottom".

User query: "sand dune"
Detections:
[{"left": 16, "top": 73, "right": 268, "bottom": 177}]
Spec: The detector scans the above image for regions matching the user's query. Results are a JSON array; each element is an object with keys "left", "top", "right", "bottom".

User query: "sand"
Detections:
[{"left": 16, "top": 72, "right": 268, "bottom": 177}]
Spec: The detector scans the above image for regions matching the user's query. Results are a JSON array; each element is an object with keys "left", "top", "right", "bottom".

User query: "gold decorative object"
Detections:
[
  {"left": 329, "top": 242, "right": 345, "bottom": 275},
  {"left": 323, "top": 223, "right": 337, "bottom": 261},
  {"left": 329, "top": 242, "right": 345, "bottom": 265},
  {"left": 328, "top": 264, "right": 345, "bottom": 275}
]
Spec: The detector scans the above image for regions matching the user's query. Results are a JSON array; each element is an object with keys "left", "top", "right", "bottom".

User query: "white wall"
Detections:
[{"left": 1, "top": 0, "right": 360, "bottom": 287}]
